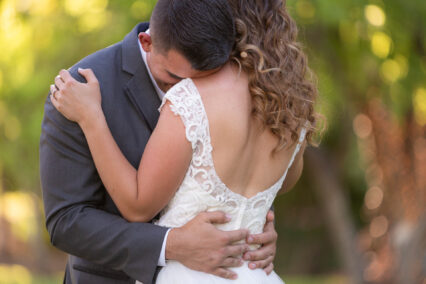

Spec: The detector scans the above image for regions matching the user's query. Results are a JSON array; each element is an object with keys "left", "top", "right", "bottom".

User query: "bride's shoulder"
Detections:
[
  {"left": 192, "top": 64, "right": 251, "bottom": 127},
  {"left": 193, "top": 64, "right": 248, "bottom": 101}
]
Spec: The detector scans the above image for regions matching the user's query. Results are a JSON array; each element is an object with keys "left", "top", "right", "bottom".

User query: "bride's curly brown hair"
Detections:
[{"left": 229, "top": 0, "right": 322, "bottom": 152}]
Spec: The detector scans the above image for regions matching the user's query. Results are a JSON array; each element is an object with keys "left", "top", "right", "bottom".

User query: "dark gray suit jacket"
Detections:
[{"left": 40, "top": 23, "right": 169, "bottom": 284}]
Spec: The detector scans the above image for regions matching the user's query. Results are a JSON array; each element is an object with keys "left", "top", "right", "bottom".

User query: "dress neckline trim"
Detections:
[{"left": 183, "top": 78, "right": 306, "bottom": 202}]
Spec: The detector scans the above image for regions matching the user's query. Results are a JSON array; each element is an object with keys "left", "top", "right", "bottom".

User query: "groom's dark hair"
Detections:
[{"left": 150, "top": 0, "right": 235, "bottom": 71}]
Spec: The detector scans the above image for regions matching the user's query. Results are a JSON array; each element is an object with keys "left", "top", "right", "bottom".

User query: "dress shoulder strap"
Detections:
[
  {"left": 286, "top": 125, "right": 308, "bottom": 172},
  {"left": 158, "top": 78, "right": 208, "bottom": 150}
]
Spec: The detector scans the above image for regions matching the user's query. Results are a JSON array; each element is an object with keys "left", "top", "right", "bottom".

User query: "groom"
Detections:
[{"left": 40, "top": 1, "right": 277, "bottom": 283}]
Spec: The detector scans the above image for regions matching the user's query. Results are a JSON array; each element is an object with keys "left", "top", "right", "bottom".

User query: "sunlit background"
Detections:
[{"left": 0, "top": 0, "right": 425, "bottom": 283}]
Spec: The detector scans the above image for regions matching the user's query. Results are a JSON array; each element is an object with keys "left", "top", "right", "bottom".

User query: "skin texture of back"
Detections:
[{"left": 193, "top": 62, "right": 305, "bottom": 198}]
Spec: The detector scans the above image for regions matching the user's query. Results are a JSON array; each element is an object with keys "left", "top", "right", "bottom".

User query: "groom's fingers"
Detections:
[
  {"left": 202, "top": 211, "right": 230, "bottom": 224},
  {"left": 222, "top": 257, "right": 243, "bottom": 268},
  {"left": 225, "top": 244, "right": 249, "bottom": 258},
  {"left": 225, "top": 229, "right": 249, "bottom": 244}
]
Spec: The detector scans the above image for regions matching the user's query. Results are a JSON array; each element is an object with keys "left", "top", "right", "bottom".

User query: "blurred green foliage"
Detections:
[{"left": 0, "top": 0, "right": 425, "bottom": 280}]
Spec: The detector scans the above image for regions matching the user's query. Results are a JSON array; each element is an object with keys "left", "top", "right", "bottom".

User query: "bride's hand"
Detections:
[{"left": 50, "top": 68, "right": 102, "bottom": 126}]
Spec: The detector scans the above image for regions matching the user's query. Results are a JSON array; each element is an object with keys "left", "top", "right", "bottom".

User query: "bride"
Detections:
[{"left": 50, "top": 0, "right": 318, "bottom": 282}]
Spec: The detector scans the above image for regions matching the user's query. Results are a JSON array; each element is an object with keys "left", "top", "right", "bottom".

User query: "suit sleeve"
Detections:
[{"left": 40, "top": 81, "right": 168, "bottom": 284}]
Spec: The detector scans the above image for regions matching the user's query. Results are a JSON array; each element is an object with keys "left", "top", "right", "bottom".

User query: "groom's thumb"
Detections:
[
  {"left": 203, "top": 211, "right": 231, "bottom": 224},
  {"left": 78, "top": 68, "right": 98, "bottom": 84}
]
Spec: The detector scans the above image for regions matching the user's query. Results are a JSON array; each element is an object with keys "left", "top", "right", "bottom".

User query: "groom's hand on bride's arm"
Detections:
[
  {"left": 244, "top": 210, "right": 277, "bottom": 275},
  {"left": 165, "top": 211, "right": 250, "bottom": 280}
]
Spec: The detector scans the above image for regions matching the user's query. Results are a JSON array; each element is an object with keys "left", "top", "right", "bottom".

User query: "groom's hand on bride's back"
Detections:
[{"left": 165, "top": 211, "right": 250, "bottom": 280}]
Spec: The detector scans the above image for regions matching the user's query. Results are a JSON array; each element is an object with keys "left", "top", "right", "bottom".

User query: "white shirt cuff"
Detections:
[{"left": 157, "top": 228, "right": 171, "bottom": 266}]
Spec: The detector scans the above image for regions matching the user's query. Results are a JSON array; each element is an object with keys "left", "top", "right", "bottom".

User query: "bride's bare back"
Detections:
[{"left": 193, "top": 63, "right": 304, "bottom": 199}]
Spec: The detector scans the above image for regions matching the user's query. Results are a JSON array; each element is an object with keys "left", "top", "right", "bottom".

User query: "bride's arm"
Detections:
[
  {"left": 51, "top": 68, "right": 192, "bottom": 222},
  {"left": 81, "top": 102, "right": 191, "bottom": 222}
]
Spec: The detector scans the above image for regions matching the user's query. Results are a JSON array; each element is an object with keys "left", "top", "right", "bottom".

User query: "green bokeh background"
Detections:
[{"left": 0, "top": 0, "right": 425, "bottom": 283}]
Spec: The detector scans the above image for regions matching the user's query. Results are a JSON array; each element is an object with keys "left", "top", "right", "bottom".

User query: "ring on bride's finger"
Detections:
[{"left": 51, "top": 85, "right": 58, "bottom": 99}]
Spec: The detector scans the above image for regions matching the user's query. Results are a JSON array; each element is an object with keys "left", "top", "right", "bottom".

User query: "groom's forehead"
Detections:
[{"left": 157, "top": 48, "right": 195, "bottom": 76}]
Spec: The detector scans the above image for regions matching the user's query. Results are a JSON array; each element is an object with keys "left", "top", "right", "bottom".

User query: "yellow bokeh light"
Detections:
[
  {"left": 0, "top": 0, "right": 16, "bottom": 33},
  {"left": 0, "top": 3, "right": 32, "bottom": 65},
  {"left": 64, "top": 0, "right": 108, "bottom": 17},
  {"left": 29, "top": 0, "right": 56, "bottom": 16},
  {"left": 16, "top": 0, "right": 32, "bottom": 13},
  {"left": 371, "top": 32, "right": 392, "bottom": 58},
  {"left": 380, "top": 59, "right": 401, "bottom": 83},
  {"left": 1, "top": 192, "right": 38, "bottom": 242},
  {"left": 394, "top": 54, "right": 409, "bottom": 78},
  {"left": 0, "top": 264, "right": 32, "bottom": 284},
  {"left": 63, "top": 0, "right": 109, "bottom": 33},
  {"left": 15, "top": 0, "right": 57, "bottom": 16},
  {"left": 4, "top": 115, "right": 21, "bottom": 140},
  {"left": 3, "top": 192, "right": 34, "bottom": 223},
  {"left": 365, "top": 5, "right": 386, "bottom": 27},
  {"left": 78, "top": 11, "right": 108, "bottom": 33},
  {"left": 413, "top": 87, "right": 426, "bottom": 126},
  {"left": 296, "top": 0, "right": 316, "bottom": 19},
  {"left": 0, "top": 69, "right": 3, "bottom": 89}
]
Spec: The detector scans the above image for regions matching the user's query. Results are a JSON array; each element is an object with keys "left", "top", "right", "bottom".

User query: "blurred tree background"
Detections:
[{"left": 0, "top": 0, "right": 424, "bottom": 283}]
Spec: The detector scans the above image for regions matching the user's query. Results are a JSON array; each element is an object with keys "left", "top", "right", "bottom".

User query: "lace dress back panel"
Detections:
[{"left": 155, "top": 78, "right": 307, "bottom": 240}]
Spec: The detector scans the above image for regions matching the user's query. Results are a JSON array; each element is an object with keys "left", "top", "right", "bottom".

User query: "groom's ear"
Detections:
[{"left": 139, "top": 32, "right": 152, "bottom": 53}]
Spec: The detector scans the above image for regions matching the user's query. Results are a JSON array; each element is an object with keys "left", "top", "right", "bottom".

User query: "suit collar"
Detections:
[
  {"left": 122, "top": 23, "right": 161, "bottom": 131},
  {"left": 122, "top": 22, "right": 149, "bottom": 75}
]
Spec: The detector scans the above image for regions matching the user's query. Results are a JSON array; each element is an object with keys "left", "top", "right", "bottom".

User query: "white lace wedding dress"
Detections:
[{"left": 152, "top": 78, "right": 306, "bottom": 284}]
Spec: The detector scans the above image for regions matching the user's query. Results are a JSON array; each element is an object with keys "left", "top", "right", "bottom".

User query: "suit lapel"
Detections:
[
  {"left": 125, "top": 67, "right": 161, "bottom": 131},
  {"left": 122, "top": 22, "right": 161, "bottom": 131}
]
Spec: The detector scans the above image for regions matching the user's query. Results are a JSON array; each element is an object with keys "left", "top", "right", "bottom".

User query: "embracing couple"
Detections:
[{"left": 40, "top": 0, "right": 318, "bottom": 283}]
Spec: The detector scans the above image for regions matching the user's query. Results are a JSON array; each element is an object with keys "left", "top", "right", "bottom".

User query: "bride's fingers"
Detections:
[
  {"left": 50, "top": 85, "right": 58, "bottom": 99},
  {"left": 78, "top": 68, "right": 98, "bottom": 84},
  {"left": 222, "top": 257, "right": 243, "bottom": 268},
  {"left": 212, "top": 268, "right": 237, "bottom": 280},
  {"left": 50, "top": 84, "right": 63, "bottom": 100},
  {"left": 50, "top": 87, "right": 60, "bottom": 110},
  {"left": 263, "top": 262, "right": 274, "bottom": 275},
  {"left": 55, "top": 75, "right": 65, "bottom": 90},
  {"left": 243, "top": 243, "right": 275, "bottom": 262},
  {"left": 248, "top": 225, "right": 277, "bottom": 245},
  {"left": 59, "top": 69, "right": 74, "bottom": 83}
]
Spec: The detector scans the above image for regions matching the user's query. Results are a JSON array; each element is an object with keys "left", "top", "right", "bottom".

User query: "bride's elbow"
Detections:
[{"left": 120, "top": 207, "right": 157, "bottom": 223}]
